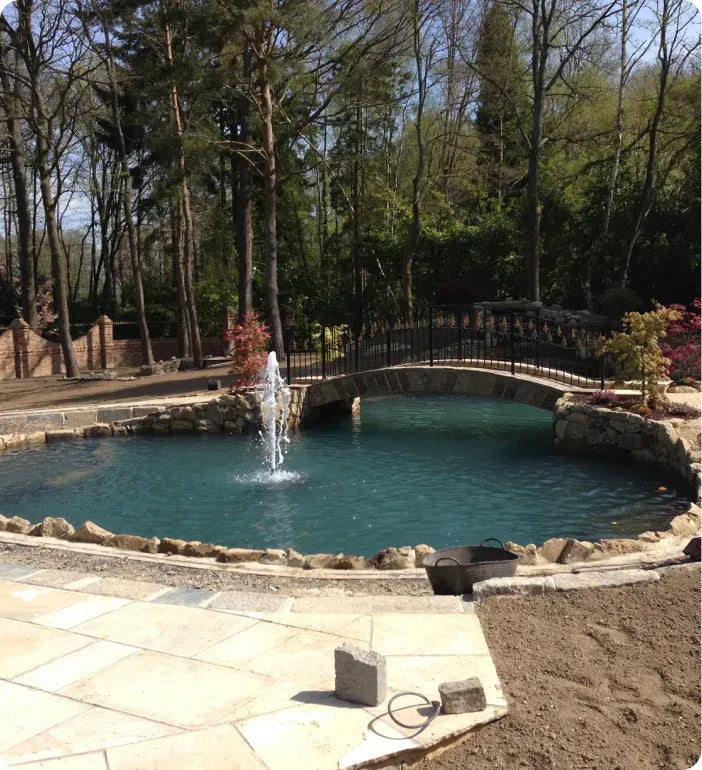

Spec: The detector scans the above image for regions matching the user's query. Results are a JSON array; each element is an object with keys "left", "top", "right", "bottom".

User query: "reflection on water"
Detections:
[{"left": 0, "top": 394, "right": 691, "bottom": 556}]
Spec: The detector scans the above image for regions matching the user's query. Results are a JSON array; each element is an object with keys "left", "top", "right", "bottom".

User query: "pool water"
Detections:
[{"left": 0, "top": 395, "right": 690, "bottom": 556}]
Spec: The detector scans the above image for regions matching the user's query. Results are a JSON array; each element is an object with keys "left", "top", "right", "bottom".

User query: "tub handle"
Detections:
[
  {"left": 481, "top": 538, "right": 505, "bottom": 549},
  {"left": 435, "top": 556, "right": 463, "bottom": 566}
]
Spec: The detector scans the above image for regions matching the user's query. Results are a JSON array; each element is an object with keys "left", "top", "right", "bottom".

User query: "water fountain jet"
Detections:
[{"left": 259, "top": 351, "right": 292, "bottom": 474}]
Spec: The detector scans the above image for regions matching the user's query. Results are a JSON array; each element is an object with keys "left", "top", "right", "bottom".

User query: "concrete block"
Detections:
[
  {"left": 553, "top": 569, "right": 660, "bottom": 592},
  {"left": 335, "top": 643, "right": 386, "bottom": 706},
  {"left": 97, "top": 408, "right": 132, "bottom": 423},
  {"left": 473, "top": 576, "right": 556, "bottom": 599},
  {"left": 439, "top": 677, "right": 486, "bottom": 714}
]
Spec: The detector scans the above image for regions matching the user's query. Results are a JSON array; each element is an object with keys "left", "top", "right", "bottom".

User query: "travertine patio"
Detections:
[{"left": 0, "top": 561, "right": 507, "bottom": 769}]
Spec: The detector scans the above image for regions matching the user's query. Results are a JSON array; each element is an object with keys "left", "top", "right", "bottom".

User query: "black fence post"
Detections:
[
  {"left": 535, "top": 308, "right": 540, "bottom": 370},
  {"left": 354, "top": 334, "right": 359, "bottom": 373},
  {"left": 457, "top": 311, "right": 463, "bottom": 361},
  {"left": 429, "top": 307, "right": 434, "bottom": 366},
  {"left": 386, "top": 328, "right": 391, "bottom": 367},
  {"left": 510, "top": 311, "right": 515, "bottom": 376},
  {"left": 321, "top": 328, "right": 327, "bottom": 379},
  {"left": 600, "top": 349, "right": 607, "bottom": 390}
]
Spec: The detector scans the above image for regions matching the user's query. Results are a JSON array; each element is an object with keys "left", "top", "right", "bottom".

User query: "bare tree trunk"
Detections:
[
  {"left": 0, "top": 47, "right": 36, "bottom": 327},
  {"left": 171, "top": 199, "right": 190, "bottom": 357},
  {"left": 257, "top": 48, "right": 284, "bottom": 355},
  {"left": 351, "top": 102, "right": 363, "bottom": 337},
  {"left": 235, "top": 48, "right": 253, "bottom": 323},
  {"left": 36, "top": 131, "right": 80, "bottom": 376},
  {"left": 621, "top": 0, "right": 670, "bottom": 288},
  {"left": 584, "top": 0, "right": 628, "bottom": 309},
  {"left": 100, "top": 16, "right": 153, "bottom": 364},
  {"left": 162, "top": 2, "right": 202, "bottom": 365}
]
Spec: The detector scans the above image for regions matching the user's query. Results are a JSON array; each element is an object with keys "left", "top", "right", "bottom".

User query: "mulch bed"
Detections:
[{"left": 572, "top": 393, "right": 700, "bottom": 421}]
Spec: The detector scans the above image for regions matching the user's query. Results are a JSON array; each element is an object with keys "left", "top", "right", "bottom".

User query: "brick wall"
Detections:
[{"left": 0, "top": 314, "right": 230, "bottom": 380}]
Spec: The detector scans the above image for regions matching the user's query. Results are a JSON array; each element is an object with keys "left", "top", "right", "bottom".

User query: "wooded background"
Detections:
[{"left": 0, "top": 0, "right": 698, "bottom": 375}]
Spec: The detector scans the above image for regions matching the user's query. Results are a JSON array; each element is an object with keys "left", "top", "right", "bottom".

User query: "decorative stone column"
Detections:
[
  {"left": 10, "top": 318, "right": 30, "bottom": 379},
  {"left": 97, "top": 315, "right": 114, "bottom": 370}
]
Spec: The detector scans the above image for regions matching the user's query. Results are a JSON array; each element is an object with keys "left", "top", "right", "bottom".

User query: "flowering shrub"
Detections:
[
  {"left": 660, "top": 298, "right": 701, "bottom": 382},
  {"left": 225, "top": 312, "right": 270, "bottom": 386},
  {"left": 597, "top": 304, "right": 681, "bottom": 408},
  {"left": 589, "top": 390, "right": 619, "bottom": 406},
  {"left": 667, "top": 402, "right": 701, "bottom": 419}
]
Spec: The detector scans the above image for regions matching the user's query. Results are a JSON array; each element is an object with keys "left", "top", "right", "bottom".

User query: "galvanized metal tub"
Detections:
[{"left": 422, "top": 538, "right": 518, "bottom": 595}]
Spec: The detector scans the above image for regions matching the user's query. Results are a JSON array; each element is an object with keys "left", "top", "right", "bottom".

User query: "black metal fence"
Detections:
[{"left": 283, "top": 304, "right": 617, "bottom": 389}]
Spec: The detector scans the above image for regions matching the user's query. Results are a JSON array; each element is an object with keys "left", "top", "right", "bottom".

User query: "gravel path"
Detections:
[{"left": 0, "top": 540, "right": 433, "bottom": 596}]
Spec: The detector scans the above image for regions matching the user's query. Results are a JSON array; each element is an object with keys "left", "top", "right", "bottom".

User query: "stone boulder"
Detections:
[
  {"left": 141, "top": 537, "right": 160, "bottom": 554},
  {"left": 29, "top": 517, "right": 75, "bottom": 540},
  {"left": 6, "top": 516, "right": 31, "bottom": 534},
  {"left": 157, "top": 537, "right": 187, "bottom": 555},
  {"left": 303, "top": 553, "right": 334, "bottom": 570},
  {"left": 505, "top": 542, "right": 547, "bottom": 566},
  {"left": 557, "top": 538, "right": 594, "bottom": 564},
  {"left": 45, "top": 430, "right": 80, "bottom": 442},
  {"left": 285, "top": 548, "right": 306, "bottom": 568},
  {"left": 333, "top": 554, "right": 367, "bottom": 570},
  {"left": 83, "top": 423, "right": 112, "bottom": 438},
  {"left": 538, "top": 537, "right": 568, "bottom": 563},
  {"left": 366, "top": 546, "right": 414, "bottom": 570},
  {"left": 683, "top": 536, "right": 700, "bottom": 561},
  {"left": 72, "top": 520, "right": 112, "bottom": 544},
  {"left": 216, "top": 548, "right": 265, "bottom": 563},
  {"left": 182, "top": 541, "right": 221, "bottom": 558},
  {"left": 0, "top": 514, "right": 8, "bottom": 531},
  {"left": 595, "top": 538, "right": 644, "bottom": 555},
  {"left": 414, "top": 544, "right": 435, "bottom": 567},
  {"left": 259, "top": 548, "right": 287, "bottom": 565},
  {"left": 103, "top": 534, "right": 150, "bottom": 551}
]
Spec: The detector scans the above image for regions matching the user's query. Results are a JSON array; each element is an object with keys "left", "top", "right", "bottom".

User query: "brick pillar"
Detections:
[
  {"left": 97, "top": 315, "right": 114, "bottom": 369},
  {"left": 10, "top": 318, "right": 30, "bottom": 379},
  {"left": 223, "top": 306, "right": 236, "bottom": 355}
]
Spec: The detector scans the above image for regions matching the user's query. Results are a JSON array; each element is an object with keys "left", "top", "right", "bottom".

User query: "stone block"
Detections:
[
  {"left": 472, "top": 576, "right": 556, "bottom": 599},
  {"left": 557, "top": 538, "right": 594, "bottom": 564},
  {"left": 45, "top": 429, "right": 81, "bottom": 442},
  {"left": 333, "top": 554, "right": 367, "bottom": 570},
  {"left": 618, "top": 433, "right": 643, "bottom": 451},
  {"left": 158, "top": 537, "right": 187, "bottom": 555},
  {"left": 72, "top": 520, "right": 112, "bottom": 544},
  {"left": 25, "top": 411, "right": 63, "bottom": 426},
  {"left": 553, "top": 569, "right": 659, "bottom": 592},
  {"left": 216, "top": 547, "right": 265, "bottom": 563},
  {"left": 259, "top": 548, "right": 287, "bottom": 565},
  {"left": 439, "top": 678, "right": 486, "bottom": 714},
  {"left": 96, "top": 408, "right": 132, "bottom": 423},
  {"left": 103, "top": 533, "right": 150, "bottom": 551},
  {"left": 29, "top": 516, "right": 75, "bottom": 539},
  {"left": 83, "top": 423, "right": 112, "bottom": 438},
  {"left": 6, "top": 515, "right": 32, "bottom": 534},
  {"left": 303, "top": 553, "right": 334, "bottom": 570},
  {"left": 142, "top": 537, "right": 160, "bottom": 554},
  {"left": 568, "top": 411, "right": 588, "bottom": 425},
  {"left": 285, "top": 548, "right": 306, "bottom": 568},
  {"left": 171, "top": 420, "right": 195, "bottom": 432},
  {"left": 637, "top": 530, "right": 663, "bottom": 543},
  {"left": 113, "top": 426, "right": 129, "bottom": 437},
  {"left": 173, "top": 406, "right": 197, "bottom": 421},
  {"left": 0, "top": 514, "right": 8, "bottom": 531},
  {"left": 554, "top": 419, "right": 568, "bottom": 440},
  {"left": 595, "top": 538, "right": 643, "bottom": 555},
  {"left": 24, "top": 431, "right": 46, "bottom": 445},
  {"left": 414, "top": 544, "right": 435, "bottom": 567},
  {"left": 505, "top": 542, "right": 547, "bottom": 566},
  {"left": 366, "top": 546, "right": 414, "bottom": 570},
  {"left": 335, "top": 643, "right": 386, "bottom": 707},
  {"left": 538, "top": 537, "right": 568, "bottom": 562},
  {"left": 182, "top": 541, "right": 221, "bottom": 558},
  {"left": 668, "top": 514, "right": 699, "bottom": 537},
  {"left": 566, "top": 423, "right": 585, "bottom": 441},
  {"left": 224, "top": 420, "right": 242, "bottom": 434}
]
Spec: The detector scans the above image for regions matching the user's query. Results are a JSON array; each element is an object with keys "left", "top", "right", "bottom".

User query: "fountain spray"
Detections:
[{"left": 259, "top": 351, "right": 291, "bottom": 473}]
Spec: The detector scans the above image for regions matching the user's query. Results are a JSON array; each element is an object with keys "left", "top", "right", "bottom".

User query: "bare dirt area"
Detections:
[
  {"left": 420, "top": 564, "right": 701, "bottom": 770},
  {"left": 0, "top": 367, "right": 239, "bottom": 413}
]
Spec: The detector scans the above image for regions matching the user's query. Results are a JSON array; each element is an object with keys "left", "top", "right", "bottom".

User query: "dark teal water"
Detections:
[{"left": 0, "top": 395, "right": 689, "bottom": 556}]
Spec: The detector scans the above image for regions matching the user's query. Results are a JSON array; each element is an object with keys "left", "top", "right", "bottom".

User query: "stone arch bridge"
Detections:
[{"left": 301, "top": 366, "right": 577, "bottom": 418}]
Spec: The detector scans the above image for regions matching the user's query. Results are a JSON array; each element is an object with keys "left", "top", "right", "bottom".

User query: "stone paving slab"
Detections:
[
  {"left": 149, "top": 587, "right": 218, "bottom": 607},
  {"left": 292, "top": 594, "right": 464, "bottom": 614},
  {"left": 553, "top": 568, "right": 660, "bottom": 591},
  {"left": 0, "top": 566, "right": 507, "bottom": 769},
  {"left": 0, "top": 564, "right": 41, "bottom": 581},
  {"left": 20, "top": 570, "right": 98, "bottom": 589},
  {"left": 208, "top": 589, "right": 294, "bottom": 613}
]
